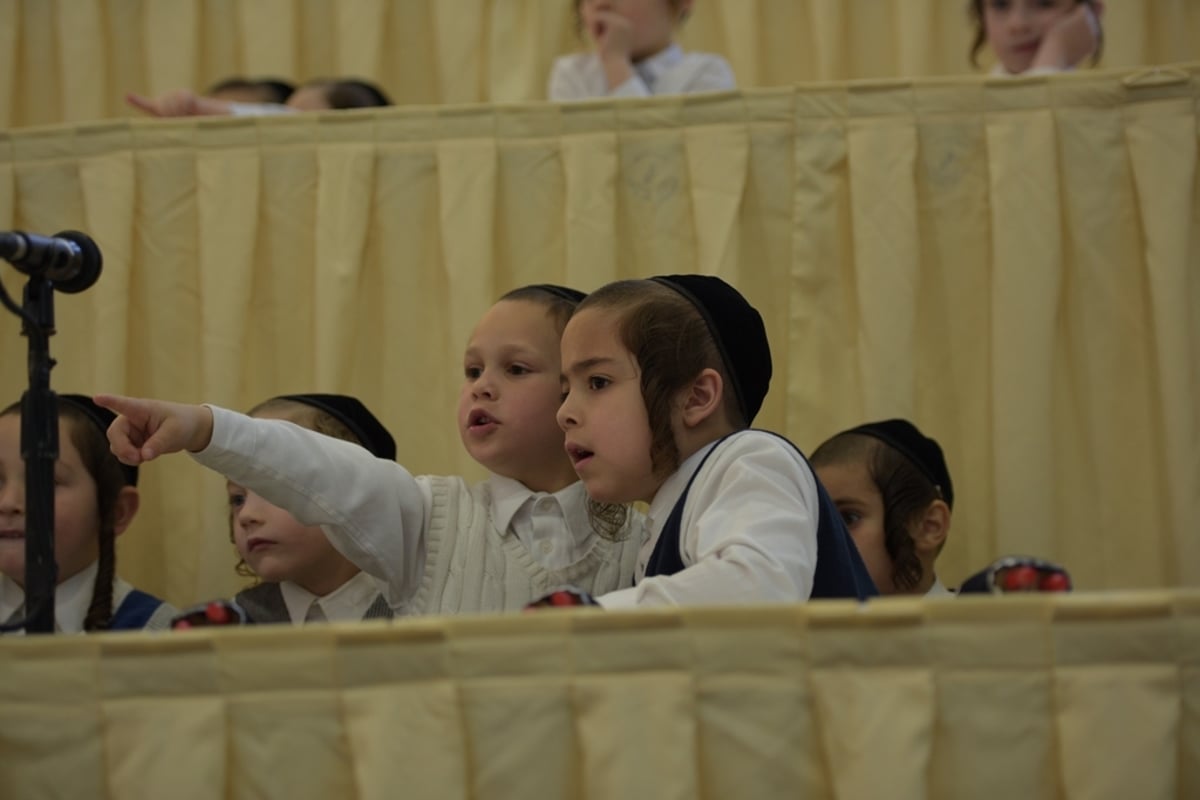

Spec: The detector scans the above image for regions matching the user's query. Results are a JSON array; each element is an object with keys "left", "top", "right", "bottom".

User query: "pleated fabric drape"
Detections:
[{"left": 0, "top": 594, "right": 1197, "bottom": 799}]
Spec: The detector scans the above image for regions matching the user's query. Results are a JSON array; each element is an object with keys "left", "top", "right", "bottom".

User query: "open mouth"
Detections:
[
  {"left": 468, "top": 409, "right": 498, "bottom": 429},
  {"left": 565, "top": 442, "right": 594, "bottom": 467}
]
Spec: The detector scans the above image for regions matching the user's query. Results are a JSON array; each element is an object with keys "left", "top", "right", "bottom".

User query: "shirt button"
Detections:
[
  {"left": 535, "top": 498, "right": 554, "bottom": 512},
  {"left": 541, "top": 541, "right": 553, "bottom": 555}
]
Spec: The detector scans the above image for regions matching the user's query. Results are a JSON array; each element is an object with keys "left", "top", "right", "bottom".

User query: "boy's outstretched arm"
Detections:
[
  {"left": 93, "top": 394, "right": 214, "bottom": 464},
  {"left": 125, "top": 89, "right": 234, "bottom": 118}
]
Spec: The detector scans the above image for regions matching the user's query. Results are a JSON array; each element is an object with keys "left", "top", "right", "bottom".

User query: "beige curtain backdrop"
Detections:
[
  {"left": 1, "top": 65, "right": 1198, "bottom": 607},
  {"left": 2, "top": 0, "right": 1199, "bottom": 129},
  {"left": 0, "top": 593, "right": 1197, "bottom": 799}
]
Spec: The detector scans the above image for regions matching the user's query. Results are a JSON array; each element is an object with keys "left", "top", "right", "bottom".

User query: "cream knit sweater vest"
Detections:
[{"left": 409, "top": 477, "right": 642, "bottom": 614}]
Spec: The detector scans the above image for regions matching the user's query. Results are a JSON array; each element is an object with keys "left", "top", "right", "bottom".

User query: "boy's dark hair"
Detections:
[
  {"left": 577, "top": 279, "right": 736, "bottom": 478},
  {"left": 207, "top": 77, "right": 296, "bottom": 104},
  {"left": 811, "top": 432, "right": 945, "bottom": 591},
  {"left": 968, "top": 0, "right": 1103, "bottom": 67},
  {"left": 499, "top": 284, "right": 585, "bottom": 334},
  {"left": 306, "top": 78, "right": 392, "bottom": 109},
  {"left": 255, "top": 79, "right": 296, "bottom": 104},
  {"left": 1, "top": 399, "right": 131, "bottom": 631}
]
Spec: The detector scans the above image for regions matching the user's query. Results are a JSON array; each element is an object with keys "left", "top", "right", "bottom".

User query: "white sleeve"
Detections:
[
  {"left": 549, "top": 53, "right": 652, "bottom": 100},
  {"left": 226, "top": 101, "right": 294, "bottom": 116},
  {"left": 598, "top": 432, "right": 818, "bottom": 608},
  {"left": 192, "top": 406, "right": 430, "bottom": 607},
  {"left": 548, "top": 56, "right": 588, "bottom": 101}
]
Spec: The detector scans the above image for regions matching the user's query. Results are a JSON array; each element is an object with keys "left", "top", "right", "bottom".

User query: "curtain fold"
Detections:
[
  {"left": 5, "top": 0, "right": 1200, "bottom": 129},
  {"left": 0, "top": 68, "right": 1197, "bottom": 606},
  {"left": 0, "top": 594, "right": 1196, "bottom": 799}
]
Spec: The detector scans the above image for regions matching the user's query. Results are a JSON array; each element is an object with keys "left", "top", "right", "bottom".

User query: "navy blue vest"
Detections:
[
  {"left": 644, "top": 431, "right": 877, "bottom": 601},
  {"left": 110, "top": 589, "right": 165, "bottom": 630}
]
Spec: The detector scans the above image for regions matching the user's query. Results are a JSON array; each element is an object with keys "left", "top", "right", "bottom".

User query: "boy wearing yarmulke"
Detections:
[{"left": 811, "top": 420, "right": 954, "bottom": 596}]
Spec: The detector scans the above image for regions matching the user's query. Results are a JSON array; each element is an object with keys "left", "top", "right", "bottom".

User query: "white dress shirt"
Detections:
[
  {"left": 548, "top": 43, "right": 735, "bottom": 101},
  {"left": 926, "top": 576, "right": 953, "bottom": 596},
  {"left": 598, "top": 430, "right": 820, "bottom": 608},
  {"left": 1, "top": 561, "right": 141, "bottom": 634},
  {"left": 279, "top": 570, "right": 382, "bottom": 624},
  {"left": 989, "top": 64, "right": 1070, "bottom": 77},
  {"left": 227, "top": 102, "right": 294, "bottom": 116}
]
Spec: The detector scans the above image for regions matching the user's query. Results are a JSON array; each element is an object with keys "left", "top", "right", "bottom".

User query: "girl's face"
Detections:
[
  {"left": 814, "top": 459, "right": 897, "bottom": 594},
  {"left": 558, "top": 307, "right": 659, "bottom": 504},
  {"left": 458, "top": 299, "right": 580, "bottom": 493},
  {"left": 0, "top": 414, "right": 103, "bottom": 585},
  {"left": 983, "top": 0, "right": 1078, "bottom": 74},
  {"left": 228, "top": 481, "right": 360, "bottom": 596}
]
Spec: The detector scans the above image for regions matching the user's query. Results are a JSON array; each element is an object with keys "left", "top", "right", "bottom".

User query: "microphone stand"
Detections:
[
  {"left": 20, "top": 277, "right": 59, "bottom": 633},
  {"left": 0, "top": 273, "right": 59, "bottom": 633}
]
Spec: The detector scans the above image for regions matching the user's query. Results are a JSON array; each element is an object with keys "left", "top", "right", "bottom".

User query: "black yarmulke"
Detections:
[
  {"left": 847, "top": 419, "right": 954, "bottom": 508},
  {"left": 59, "top": 394, "right": 138, "bottom": 486},
  {"left": 651, "top": 275, "right": 773, "bottom": 424},
  {"left": 278, "top": 394, "right": 396, "bottom": 460}
]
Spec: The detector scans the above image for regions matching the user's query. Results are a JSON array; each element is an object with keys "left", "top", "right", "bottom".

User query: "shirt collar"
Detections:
[
  {"left": 646, "top": 441, "right": 717, "bottom": 536},
  {"left": 0, "top": 560, "right": 100, "bottom": 633},
  {"left": 279, "top": 571, "right": 378, "bottom": 624},
  {"left": 635, "top": 43, "right": 683, "bottom": 88},
  {"left": 488, "top": 474, "right": 587, "bottom": 537},
  {"left": 489, "top": 473, "right": 538, "bottom": 536},
  {"left": 926, "top": 576, "right": 953, "bottom": 596}
]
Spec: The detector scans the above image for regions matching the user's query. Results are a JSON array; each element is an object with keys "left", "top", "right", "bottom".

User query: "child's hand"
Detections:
[
  {"left": 125, "top": 89, "right": 232, "bottom": 118},
  {"left": 587, "top": 10, "right": 635, "bottom": 62},
  {"left": 93, "top": 394, "right": 215, "bottom": 465},
  {"left": 585, "top": 10, "right": 636, "bottom": 91},
  {"left": 1034, "top": 2, "right": 1103, "bottom": 71}
]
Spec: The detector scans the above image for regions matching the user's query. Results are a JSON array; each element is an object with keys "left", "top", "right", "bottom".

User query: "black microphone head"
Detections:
[{"left": 51, "top": 230, "right": 102, "bottom": 294}]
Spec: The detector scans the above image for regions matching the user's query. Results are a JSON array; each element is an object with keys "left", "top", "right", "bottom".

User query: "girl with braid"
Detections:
[{"left": 0, "top": 395, "right": 175, "bottom": 633}]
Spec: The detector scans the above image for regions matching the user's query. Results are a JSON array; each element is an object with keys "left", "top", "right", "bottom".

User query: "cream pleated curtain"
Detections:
[
  {"left": 1, "top": 65, "right": 1198, "bottom": 607},
  {"left": 1, "top": 594, "right": 1198, "bottom": 799},
  {"left": 2, "top": 0, "right": 1200, "bottom": 129}
]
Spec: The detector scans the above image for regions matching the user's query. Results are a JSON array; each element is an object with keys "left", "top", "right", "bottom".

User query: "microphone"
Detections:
[{"left": 0, "top": 230, "right": 103, "bottom": 294}]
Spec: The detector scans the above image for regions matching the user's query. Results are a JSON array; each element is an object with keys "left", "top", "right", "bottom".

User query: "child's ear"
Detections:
[
  {"left": 675, "top": 0, "right": 695, "bottom": 21},
  {"left": 112, "top": 486, "right": 141, "bottom": 538},
  {"left": 679, "top": 368, "right": 724, "bottom": 428},
  {"left": 913, "top": 499, "right": 951, "bottom": 555}
]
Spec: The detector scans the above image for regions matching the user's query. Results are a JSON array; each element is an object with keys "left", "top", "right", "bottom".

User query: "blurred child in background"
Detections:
[
  {"left": 549, "top": 0, "right": 734, "bottom": 100},
  {"left": 127, "top": 77, "right": 390, "bottom": 117},
  {"left": 970, "top": 0, "right": 1104, "bottom": 75}
]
